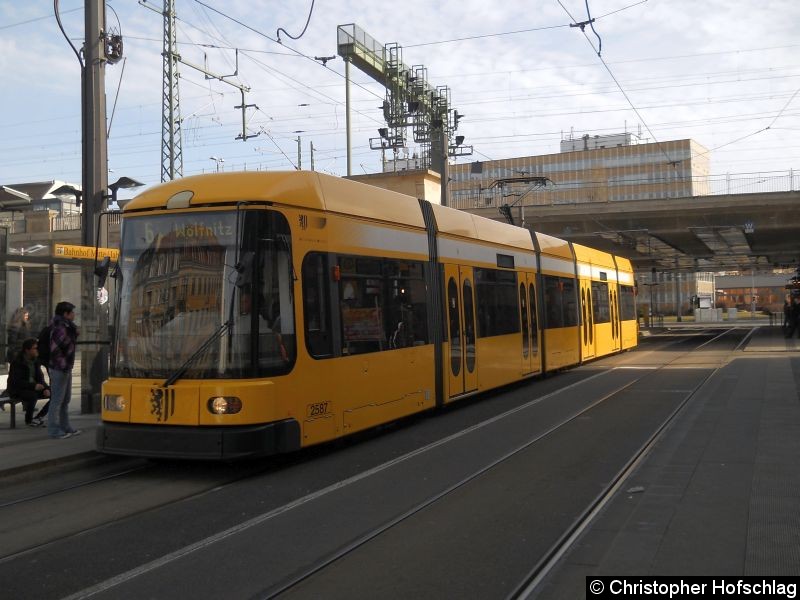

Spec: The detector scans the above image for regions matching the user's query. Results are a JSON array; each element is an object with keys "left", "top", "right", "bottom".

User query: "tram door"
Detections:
[
  {"left": 520, "top": 273, "right": 541, "bottom": 375},
  {"left": 445, "top": 264, "right": 478, "bottom": 399},
  {"left": 610, "top": 286, "right": 621, "bottom": 352},
  {"left": 580, "top": 279, "right": 595, "bottom": 361}
]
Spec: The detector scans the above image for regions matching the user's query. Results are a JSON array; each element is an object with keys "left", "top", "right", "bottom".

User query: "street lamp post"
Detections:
[
  {"left": 55, "top": 177, "right": 143, "bottom": 214},
  {"left": 55, "top": 0, "right": 109, "bottom": 414},
  {"left": 640, "top": 267, "right": 661, "bottom": 328},
  {"left": 107, "top": 176, "right": 145, "bottom": 210},
  {"left": 209, "top": 156, "right": 225, "bottom": 172}
]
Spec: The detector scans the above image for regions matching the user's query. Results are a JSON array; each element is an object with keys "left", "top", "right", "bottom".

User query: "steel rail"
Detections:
[
  {"left": 58, "top": 327, "right": 740, "bottom": 599},
  {"left": 0, "top": 462, "right": 150, "bottom": 510},
  {"left": 510, "top": 327, "right": 744, "bottom": 598},
  {"left": 263, "top": 327, "right": 743, "bottom": 599},
  {"left": 0, "top": 456, "right": 298, "bottom": 568}
]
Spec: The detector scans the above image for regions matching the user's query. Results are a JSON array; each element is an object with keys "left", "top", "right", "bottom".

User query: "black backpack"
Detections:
[{"left": 37, "top": 325, "right": 52, "bottom": 366}]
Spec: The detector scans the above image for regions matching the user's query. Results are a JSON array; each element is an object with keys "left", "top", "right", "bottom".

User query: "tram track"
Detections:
[
  {"left": 512, "top": 326, "right": 751, "bottom": 599},
  {"left": 263, "top": 327, "right": 748, "bottom": 598},
  {"left": 2, "top": 327, "right": 752, "bottom": 599},
  {"left": 265, "top": 372, "right": 653, "bottom": 598},
  {"left": 0, "top": 451, "right": 311, "bottom": 564},
  {"left": 0, "top": 446, "right": 320, "bottom": 514},
  {"left": 0, "top": 459, "right": 152, "bottom": 510}
]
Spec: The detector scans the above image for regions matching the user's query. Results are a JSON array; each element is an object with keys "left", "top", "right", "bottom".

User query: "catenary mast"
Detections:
[{"left": 161, "top": 0, "right": 183, "bottom": 181}]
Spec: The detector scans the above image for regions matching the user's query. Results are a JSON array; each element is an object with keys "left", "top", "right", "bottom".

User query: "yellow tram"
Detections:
[{"left": 98, "top": 171, "right": 638, "bottom": 459}]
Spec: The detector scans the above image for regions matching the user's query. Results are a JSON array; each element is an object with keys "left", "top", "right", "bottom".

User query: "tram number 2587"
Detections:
[{"left": 306, "top": 401, "right": 332, "bottom": 418}]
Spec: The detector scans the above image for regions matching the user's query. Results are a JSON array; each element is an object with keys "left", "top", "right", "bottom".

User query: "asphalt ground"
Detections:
[
  {"left": 0, "top": 324, "right": 798, "bottom": 599},
  {"left": 537, "top": 324, "right": 800, "bottom": 597}
]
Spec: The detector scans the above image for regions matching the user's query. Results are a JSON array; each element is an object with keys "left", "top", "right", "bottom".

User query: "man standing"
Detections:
[
  {"left": 7, "top": 337, "right": 50, "bottom": 426},
  {"left": 787, "top": 296, "right": 800, "bottom": 339},
  {"left": 47, "top": 301, "right": 81, "bottom": 439}
]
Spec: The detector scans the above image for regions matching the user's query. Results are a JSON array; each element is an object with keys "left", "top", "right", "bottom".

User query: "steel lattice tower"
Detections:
[{"left": 161, "top": 0, "right": 183, "bottom": 181}]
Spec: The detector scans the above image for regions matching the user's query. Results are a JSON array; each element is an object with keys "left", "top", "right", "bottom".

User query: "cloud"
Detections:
[{"left": 0, "top": 0, "right": 798, "bottom": 183}]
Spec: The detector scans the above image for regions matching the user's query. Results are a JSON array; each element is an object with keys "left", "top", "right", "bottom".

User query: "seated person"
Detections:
[{"left": 7, "top": 337, "right": 51, "bottom": 426}]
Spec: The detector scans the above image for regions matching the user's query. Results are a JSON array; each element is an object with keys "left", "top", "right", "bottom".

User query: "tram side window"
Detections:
[
  {"left": 620, "top": 285, "right": 637, "bottom": 320},
  {"left": 543, "top": 275, "right": 579, "bottom": 329},
  {"left": 302, "top": 253, "right": 333, "bottom": 358},
  {"left": 562, "top": 278, "right": 578, "bottom": 327},
  {"left": 592, "top": 281, "right": 611, "bottom": 324},
  {"left": 337, "top": 255, "right": 429, "bottom": 356},
  {"left": 475, "top": 268, "right": 520, "bottom": 337}
]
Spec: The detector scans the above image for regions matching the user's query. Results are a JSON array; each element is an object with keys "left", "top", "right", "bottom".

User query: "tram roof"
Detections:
[
  {"left": 124, "top": 171, "right": 427, "bottom": 229},
  {"left": 430, "top": 203, "right": 535, "bottom": 252},
  {"left": 573, "top": 243, "right": 618, "bottom": 269},
  {"left": 124, "top": 171, "right": 547, "bottom": 252},
  {"left": 534, "top": 231, "right": 573, "bottom": 260}
]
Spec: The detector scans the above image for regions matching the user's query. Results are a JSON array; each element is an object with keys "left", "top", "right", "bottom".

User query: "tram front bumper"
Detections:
[{"left": 96, "top": 419, "right": 301, "bottom": 460}]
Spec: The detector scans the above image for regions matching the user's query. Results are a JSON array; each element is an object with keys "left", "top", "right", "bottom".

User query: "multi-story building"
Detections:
[
  {"left": 1, "top": 181, "right": 118, "bottom": 348},
  {"left": 448, "top": 135, "right": 710, "bottom": 209},
  {"left": 715, "top": 272, "right": 795, "bottom": 313},
  {"left": 639, "top": 271, "right": 716, "bottom": 317}
]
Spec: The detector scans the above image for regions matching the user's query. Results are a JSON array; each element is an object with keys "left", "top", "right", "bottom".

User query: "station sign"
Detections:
[{"left": 54, "top": 243, "right": 119, "bottom": 262}]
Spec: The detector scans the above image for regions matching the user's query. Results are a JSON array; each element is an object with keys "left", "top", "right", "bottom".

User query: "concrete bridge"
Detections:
[{"left": 463, "top": 190, "right": 800, "bottom": 273}]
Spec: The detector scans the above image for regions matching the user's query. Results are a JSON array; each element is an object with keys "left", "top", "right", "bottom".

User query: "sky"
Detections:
[{"left": 1, "top": 0, "right": 799, "bottom": 199}]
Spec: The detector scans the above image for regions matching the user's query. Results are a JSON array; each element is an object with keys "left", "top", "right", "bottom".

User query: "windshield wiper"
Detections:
[{"left": 162, "top": 319, "right": 233, "bottom": 388}]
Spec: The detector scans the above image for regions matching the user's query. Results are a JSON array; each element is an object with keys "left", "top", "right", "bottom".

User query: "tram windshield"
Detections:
[{"left": 111, "top": 209, "right": 295, "bottom": 379}]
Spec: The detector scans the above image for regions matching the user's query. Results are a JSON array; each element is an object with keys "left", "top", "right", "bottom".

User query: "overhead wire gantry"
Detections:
[{"left": 337, "top": 24, "right": 471, "bottom": 205}]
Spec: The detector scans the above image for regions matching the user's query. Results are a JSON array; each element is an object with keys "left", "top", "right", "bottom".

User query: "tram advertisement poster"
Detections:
[{"left": 342, "top": 307, "right": 384, "bottom": 342}]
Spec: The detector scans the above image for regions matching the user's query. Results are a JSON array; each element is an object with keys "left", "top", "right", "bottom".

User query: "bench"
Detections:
[{"left": 0, "top": 393, "right": 22, "bottom": 429}]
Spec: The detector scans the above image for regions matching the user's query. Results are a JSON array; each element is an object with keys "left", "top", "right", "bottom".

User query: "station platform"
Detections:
[
  {"left": 1, "top": 326, "right": 799, "bottom": 588},
  {"left": 0, "top": 357, "right": 100, "bottom": 476}
]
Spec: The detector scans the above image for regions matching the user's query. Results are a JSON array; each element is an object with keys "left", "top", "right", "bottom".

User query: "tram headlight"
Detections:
[
  {"left": 104, "top": 394, "right": 127, "bottom": 412},
  {"left": 208, "top": 396, "right": 242, "bottom": 415}
]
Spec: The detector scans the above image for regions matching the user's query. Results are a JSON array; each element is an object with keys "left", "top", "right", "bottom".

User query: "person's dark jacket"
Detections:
[
  {"left": 49, "top": 315, "right": 78, "bottom": 372},
  {"left": 7, "top": 353, "right": 49, "bottom": 396}
]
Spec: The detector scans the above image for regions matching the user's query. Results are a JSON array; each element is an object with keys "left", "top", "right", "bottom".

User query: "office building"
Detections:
[{"left": 448, "top": 135, "right": 710, "bottom": 209}]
